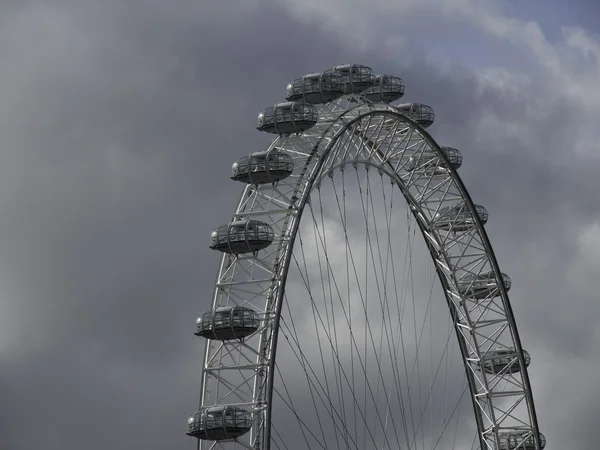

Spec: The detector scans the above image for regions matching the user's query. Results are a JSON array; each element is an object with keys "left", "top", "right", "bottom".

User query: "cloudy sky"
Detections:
[{"left": 2, "top": 0, "right": 600, "bottom": 448}]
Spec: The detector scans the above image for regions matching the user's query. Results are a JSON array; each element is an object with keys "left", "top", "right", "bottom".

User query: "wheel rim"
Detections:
[{"left": 192, "top": 88, "right": 542, "bottom": 450}]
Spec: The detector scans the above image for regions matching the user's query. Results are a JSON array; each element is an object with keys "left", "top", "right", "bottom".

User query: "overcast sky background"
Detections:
[{"left": 2, "top": 0, "right": 600, "bottom": 448}]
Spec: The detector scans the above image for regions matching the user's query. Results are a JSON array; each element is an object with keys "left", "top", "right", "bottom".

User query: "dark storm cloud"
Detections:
[
  {"left": 0, "top": 1, "right": 428, "bottom": 449},
  {"left": 1, "top": 0, "right": 597, "bottom": 449},
  {"left": 0, "top": 2, "right": 360, "bottom": 449}
]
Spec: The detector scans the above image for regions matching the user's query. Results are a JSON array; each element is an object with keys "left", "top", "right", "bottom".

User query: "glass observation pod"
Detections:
[
  {"left": 433, "top": 203, "right": 489, "bottom": 232},
  {"left": 325, "top": 64, "right": 376, "bottom": 94},
  {"left": 478, "top": 347, "right": 531, "bottom": 375},
  {"left": 285, "top": 72, "right": 345, "bottom": 104},
  {"left": 187, "top": 406, "right": 253, "bottom": 440},
  {"left": 396, "top": 103, "right": 435, "bottom": 128},
  {"left": 210, "top": 220, "right": 274, "bottom": 255},
  {"left": 498, "top": 431, "right": 546, "bottom": 450},
  {"left": 231, "top": 150, "right": 294, "bottom": 185},
  {"left": 458, "top": 271, "right": 512, "bottom": 300},
  {"left": 257, "top": 102, "right": 319, "bottom": 135},
  {"left": 363, "top": 75, "right": 406, "bottom": 103},
  {"left": 195, "top": 306, "right": 260, "bottom": 340},
  {"left": 406, "top": 146, "right": 463, "bottom": 175}
]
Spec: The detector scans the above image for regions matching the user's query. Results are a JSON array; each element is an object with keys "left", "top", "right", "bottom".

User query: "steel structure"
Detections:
[{"left": 188, "top": 64, "right": 544, "bottom": 450}]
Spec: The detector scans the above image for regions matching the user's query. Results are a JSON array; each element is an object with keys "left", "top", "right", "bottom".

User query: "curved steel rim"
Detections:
[{"left": 198, "top": 101, "right": 540, "bottom": 450}]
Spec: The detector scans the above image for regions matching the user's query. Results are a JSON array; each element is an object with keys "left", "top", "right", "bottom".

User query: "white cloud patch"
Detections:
[{"left": 567, "top": 221, "right": 600, "bottom": 298}]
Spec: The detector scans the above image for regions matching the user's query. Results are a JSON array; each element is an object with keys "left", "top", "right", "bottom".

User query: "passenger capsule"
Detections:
[
  {"left": 285, "top": 72, "right": 345, "bottom": 104},
  {"left": 257, "top": 102, "right": 318, "bottom": 135},
  {"left": 210, "top": 220, "right": 274, "bottom": 254},
  {"left": 396, "top": 103, "right": 435, "bottom": 128},
  {"left": 195, "top": 306, "right": 260, "bottom": 340},
  {"left": 187, "top": 406, "right": 252, "bottom": 440},
  {"left": 406, "top": 147, "right": 463, "bottom": 175},
  {"left": 478, "top": 348, "right": 531, "bottom": 374},
  {"left": 364, "top": 75, "right": 405, "bottom": 103},
  {"left": 498, "top": 431, "right": 546, "bottom": 450},
  {"left": 231, "top": 150, "right": 294, "bottom": 184},
  {"left": 433, "top": 203, "right": 488, "bottom": 232},
  {"left": 458, "top": 271, "right": 511, "bottom": 300},
  {"left": 325, "top": 64, "right": 376, "bottom": 94}
]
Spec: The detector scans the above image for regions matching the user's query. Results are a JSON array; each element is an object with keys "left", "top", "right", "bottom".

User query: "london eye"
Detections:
[{"left": 187, "top": 64, "right": 544, "bottom": 450}]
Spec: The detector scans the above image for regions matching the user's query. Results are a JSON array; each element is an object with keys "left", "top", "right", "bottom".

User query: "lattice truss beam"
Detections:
[{"left": 198, "top": 96, "right": 538, "bottom": 450}]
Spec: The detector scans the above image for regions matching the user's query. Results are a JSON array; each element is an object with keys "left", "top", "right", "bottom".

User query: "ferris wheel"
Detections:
[{"left": 187, "top": 64, "right": 545, "bottom": 450}]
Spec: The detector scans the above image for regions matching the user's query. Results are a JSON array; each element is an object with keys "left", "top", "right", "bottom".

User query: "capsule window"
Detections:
[
  {"left": 236, "top": 409, "right": 248, "bottom": 424},
  {"left": 279, "top": 111, "right": 291, "bottom": 123},
  {"left": 216, "top": 311, "right": 230, "bottom": 328},
  {"left": 206, "top": 411, "right": 221, "bottom": 429},
  {"left": 251, "top": 155, "right": 267, "bottom": 172},
  {"left": 228, "top": 226, "right": 244, "bottom": 241},
  {"left": 231, "top": 310, "right": 243, "bottom": 325},
  {"left": 200, "top": 313, "right": 210, "bottom": 330}
]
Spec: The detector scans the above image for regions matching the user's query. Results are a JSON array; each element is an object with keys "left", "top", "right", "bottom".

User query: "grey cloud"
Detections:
[
  {"left": 0, "top": 2, "right": 386, "bottom": 449},
  {"left": 1, "top": 0, "right": 597, "bottom": 449}
]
